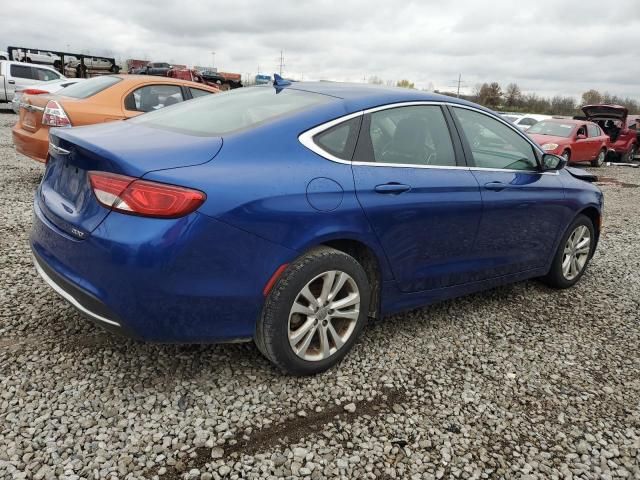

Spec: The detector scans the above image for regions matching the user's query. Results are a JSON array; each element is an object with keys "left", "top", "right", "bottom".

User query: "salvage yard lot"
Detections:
[{"left": 0, "top": 110, "right": 639, "bottom": 479}]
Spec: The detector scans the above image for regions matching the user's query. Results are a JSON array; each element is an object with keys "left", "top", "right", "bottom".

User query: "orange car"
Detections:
[{"left": 13, "top": 75, "right": 220, "bottom": 162}]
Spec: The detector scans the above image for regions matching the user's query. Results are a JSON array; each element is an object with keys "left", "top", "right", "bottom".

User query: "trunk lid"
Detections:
[
  {"left": 40, "top": 122, "right": 222, "bottom": 238},
  {"left": 18, "top": 93, "right": 51, "bottom": 134},
  {"left": 582, "top": 104, "right": 628, "bottom": 122}
]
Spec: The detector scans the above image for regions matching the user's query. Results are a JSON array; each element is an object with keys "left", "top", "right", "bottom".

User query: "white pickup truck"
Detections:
[{"left": 0, "top": 60, "right": 65, "bottom": 105}]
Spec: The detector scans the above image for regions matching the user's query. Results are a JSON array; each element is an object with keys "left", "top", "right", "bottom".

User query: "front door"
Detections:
[
  {"left": 450, "top": 106, "right": 566, "bottom": 278},
  {"left": 352, "top": 104, "right": 483, "bottom": 292}
]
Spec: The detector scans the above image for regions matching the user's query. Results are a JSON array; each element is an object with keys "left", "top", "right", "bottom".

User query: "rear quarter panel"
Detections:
[{"left": 142, "top": 103, "right": 395, "bottom": 282}]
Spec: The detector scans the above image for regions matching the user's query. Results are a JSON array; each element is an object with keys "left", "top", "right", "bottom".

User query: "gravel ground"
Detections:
[{"left": 1, "top": 109, "right": 639, "bottom": 480}]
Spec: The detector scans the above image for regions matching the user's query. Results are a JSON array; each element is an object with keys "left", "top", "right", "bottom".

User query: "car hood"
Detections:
[
  {"left": 527, "top": 134, "right": 569, "bottom": 146},
  {"left": 582, "top": 104, "right": 628, "bottom": 121}
]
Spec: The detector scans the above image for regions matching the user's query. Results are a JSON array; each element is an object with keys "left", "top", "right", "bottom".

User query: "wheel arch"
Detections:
[
  {"left": 320, "top": 238, "right": 385, "bottom": 319},
  {"left": 577, "top": 205, "right": 601, "bottom": 249}
]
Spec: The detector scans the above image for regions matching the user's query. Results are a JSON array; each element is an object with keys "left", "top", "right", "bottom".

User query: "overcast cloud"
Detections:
[{"left": 1, "top": 0, "right": 639, "bottom": 100}]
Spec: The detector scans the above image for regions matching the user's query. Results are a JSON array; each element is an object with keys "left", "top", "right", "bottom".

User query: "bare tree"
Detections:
[
  {"left": 396, "top": 79, "right": 415, "bottom": 89},
  {"left": 505, "top": 83, "right": 523, "bottom": 109}
]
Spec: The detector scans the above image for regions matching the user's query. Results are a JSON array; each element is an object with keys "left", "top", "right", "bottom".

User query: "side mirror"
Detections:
[
  {"left": 576, "top": 133, "right": 587, "bottom": 140},
  {"left": 542, "top": 153, "right": 567, "bottom": 171}
]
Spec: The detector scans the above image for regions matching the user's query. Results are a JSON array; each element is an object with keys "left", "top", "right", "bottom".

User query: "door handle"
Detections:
[
  {"left": 484, "top": 181, "right": 506, "bottom": 191},
  {"left": 374, "top": 183, "right": 411, "bottom": 194},
  {"left": 8, "top": 80, "right": 15, "bottom": 84}
]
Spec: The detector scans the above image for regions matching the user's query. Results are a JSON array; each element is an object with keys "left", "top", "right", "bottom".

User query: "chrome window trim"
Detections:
[
  {"left": 33, "top": 255, "right": 121, "bottom": 327},
  {"left": 298, "top": 100, "right": 552, "bottom": 174}
]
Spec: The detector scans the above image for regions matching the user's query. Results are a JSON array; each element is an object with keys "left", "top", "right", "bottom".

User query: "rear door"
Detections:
[
  {"left": 450, "top": 106, "right": 566, "bottom": 278},
  {"left": 587, "top": 124, "right": 603, "bottom": 159},
  {"left": 352, "top": 104, "right": 483, "bottom": 292}
]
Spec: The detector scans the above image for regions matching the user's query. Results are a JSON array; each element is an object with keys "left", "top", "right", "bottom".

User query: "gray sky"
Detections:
[{"left": 2, "top": 0, "right": 639, "bottom": 100}]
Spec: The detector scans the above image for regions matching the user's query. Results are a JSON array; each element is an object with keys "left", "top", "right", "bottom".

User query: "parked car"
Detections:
[
  {"left": 166, "top": 68, "right": 221, "bottom": 91},
  {"left": 11, "top": 48, "right": 60, "bottom": 65},
  {"left": 138, "top": 62, "right": 173, "bottom": 76},
  {"left": 629, "top": 118, "right": 640, "bottom": 158},
  {"left": 65, "top": 57, "right": 120, "bottom": 76},
  {"left": 0, "top": 60, "right": 65, "bottom": 105},
  {"left": 581, "top": 105, "right": 638, "bottom": 162},
  {"left": 501, "top": 114, "right": 539, "bottom": 131},
  {"left": 11, "top": 78, "right": 85, "bottom": 113},
  {"left": 12, "top": 75, "right": 219, "bottom": 162},
  {"left": 527, "top": 119, "right": 610, "bottom": 167},
  {"left": 29, "top": 82, "right": 603, "bottom": 374}
]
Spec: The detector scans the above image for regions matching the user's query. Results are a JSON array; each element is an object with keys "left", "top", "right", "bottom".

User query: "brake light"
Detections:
[
  {"left": 42, "top": 100, "right": 72, "bottom": 127},
  {"left": 22, "top": 88, "right": 48, "bottom": 95},
  {"left": 88, "top": 171, "right": 206, "bottom": 218}
]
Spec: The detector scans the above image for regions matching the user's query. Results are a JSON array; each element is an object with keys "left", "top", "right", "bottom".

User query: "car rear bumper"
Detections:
[
  {"left": 31, "top": 196, "right": 298, "bottom": 342},
  {"left": 12, "top": 124, "right": 49, "bottom": 163}
]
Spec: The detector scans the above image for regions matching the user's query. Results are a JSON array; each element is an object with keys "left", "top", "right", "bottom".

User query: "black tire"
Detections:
[
  {"left": 591, "top": 148, "right": 606, "bottom": 167},
  {"left": 256, "top": 246, "right": 370, "bottom": 375},
  {"left": 625, "top": 144, "right": 637, "bottom": 163},
  {"left": 541, "top": 214, "right": 595, "bottom": 289},
  {"left": 110, "top": 64, "right": 120, "bottom": 73},
  {"left": 561, "top": 150, "right": 571, "bottom": 163}
]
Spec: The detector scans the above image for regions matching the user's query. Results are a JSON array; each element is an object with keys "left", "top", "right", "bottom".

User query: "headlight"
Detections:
[{"left": 541, "top": 143, "right": 559, "bottom": 151}]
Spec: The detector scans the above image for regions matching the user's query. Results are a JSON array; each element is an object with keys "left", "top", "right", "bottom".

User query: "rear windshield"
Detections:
[
  {"left": 130, "top": 86, "right": 333, "bottom": 136},
  {"left": 527, "top": 121, "right": 575, "bottom": 138},
  {"left": 58, "top": 76, "right": 121, "bottom": 99}
]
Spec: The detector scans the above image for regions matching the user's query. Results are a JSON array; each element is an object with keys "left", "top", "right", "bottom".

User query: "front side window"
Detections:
[
  {"left": 125, "top": 84, "right": 184, "bottom": 112},
  {"left": 452, "top": 107, "right": 538, "bottom": 171},
  {"left": 587, "top": 124, "right": 600, "bottom": 137},
  {"left": 313, "top": 117, "right": 361, "bottom": 161},
  {"left": 10, "top": 65, "right": 34, "bottom": 80},
  {"left": 365, "top": 105, "right": 456, "bottom": 166}
]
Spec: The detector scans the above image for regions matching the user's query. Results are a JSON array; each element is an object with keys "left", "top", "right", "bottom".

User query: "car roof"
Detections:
[
  {"left": 108, "top": 74, "right": 219, "bottom": 91},
  {"left": 284, "top": 81, "right": 483, "bottom": 113}
]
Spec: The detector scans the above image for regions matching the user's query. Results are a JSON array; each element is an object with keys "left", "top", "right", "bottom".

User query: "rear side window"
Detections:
[
  {"left": 59, "top": 75, "right": 122, "bottom": 99},
  {"left": 130, "top": 87, "right": 332, "bottom": 136},
  {"left": 313, "top": 117, "right": 362, "bottom": 161},
  {"left": 587, "top": 124, "right": 600, "bottom": 137},
  {"left": 189, "top": 87, "right": 211, "bottom": 99},
  {"left": 124, "top": 84, "right": 184, "bottom": 112},
  {"left": 10, "top": 65, "right": 34, "bottom": 80},
  {"left": 34, "top": 68, "right": 60, "bottom": 81}
]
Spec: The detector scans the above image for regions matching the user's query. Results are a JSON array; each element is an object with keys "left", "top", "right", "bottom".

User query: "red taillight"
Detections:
[
  {"left": 22, "top": 88, "right": 48, "bottom": 95},
  {"left": 88, "top": 171, "right": 206, "bottom": 218},
  {"left": 42, "top": 100, "right": 72, "bottom": 128}
]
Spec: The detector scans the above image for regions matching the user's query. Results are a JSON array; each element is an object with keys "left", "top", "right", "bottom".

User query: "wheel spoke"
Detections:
[
  {"left": 299, "top": 285, "right": 320, "bottom": 308},
  {"left": 330, "top": 292, "right": 360, "bottom": 310},
  {"left": 289, "top": 317, "right": 317, "bottom": 345},
  {"left": 328, "top": 272, "right": 349, "bottom": 302},
  {"left": 332, "top": 308, "right": 359, "bottom": 321},
  {"left": 291, "top": 300, "right": 315, "bottom": 317},
  {"left": 562, "top": 255, "right": 572, "bottom": 276},
  {"left": 318, "top": 326, "right": 330, "bottom": 359},
  {"left": 571, "top": 256, "right": 580, "bottom": 277},
  {"left": 575, "top": 237, "right": 590, "bottom": 251},
  {"left": 295, "top": 325, "right": 317, "bottom": 356},
  {"left": 318, "top": 271, "right": 336, "bottom": 305},
  {"left": 326, "top": 321, "right": 344, "bottom": 349}
]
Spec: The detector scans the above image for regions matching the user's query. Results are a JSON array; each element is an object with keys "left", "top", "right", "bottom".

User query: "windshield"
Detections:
[
  {"left": 58, "top": 76, "right": 121, "bottom": 99},
  {"left": 130, "top": 86, "right": 333, "bottom": 136},
  {"left": 527, "top": 121, "right": 575, "bottom": 138}
]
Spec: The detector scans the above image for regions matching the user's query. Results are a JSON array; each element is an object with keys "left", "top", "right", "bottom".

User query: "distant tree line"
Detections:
[
  {"left": 445, "top": 82, "right": 639, "bottom": 116},
  {"left": 370, "top": 76, "right": 639, "bottom": 116}
]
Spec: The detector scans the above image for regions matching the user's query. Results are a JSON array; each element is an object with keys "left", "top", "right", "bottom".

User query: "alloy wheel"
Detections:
[
  {"left": 596, "top": 150, "right": 605, "bottom": 165},
  {"left": 562, "top": 225, "right": 591, "bottom": 281},
  {"left": 288, "top": 270, "right": 360, "bottom": 362}
]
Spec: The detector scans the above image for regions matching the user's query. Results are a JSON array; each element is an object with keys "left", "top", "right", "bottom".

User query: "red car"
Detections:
[
  {"left": 581, "top": 105, "right": 638, "bottom": 162},
  {"left": 527, "top": 119, "right": 610, "bottom": 167}
]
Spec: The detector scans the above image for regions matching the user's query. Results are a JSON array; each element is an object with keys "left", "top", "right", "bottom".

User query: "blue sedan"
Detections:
[{"left": 31, "top": 79, "right": 603, "bottom": 374}]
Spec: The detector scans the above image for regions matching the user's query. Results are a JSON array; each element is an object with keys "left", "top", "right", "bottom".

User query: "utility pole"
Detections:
[
  {"left": 448, "top": 74, "right": 466, "bottom": 98},
  {"left": 279, "top": 50, "right": 285, "bottom": 76},
  {"left": 211, "top": 51, "right": 216, "bottom": 70}
]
